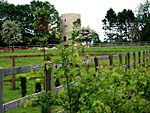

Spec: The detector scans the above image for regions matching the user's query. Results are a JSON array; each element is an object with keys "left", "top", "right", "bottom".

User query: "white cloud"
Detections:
[{"left": 7, "top": 0, "right": 144, "bottom": 41}]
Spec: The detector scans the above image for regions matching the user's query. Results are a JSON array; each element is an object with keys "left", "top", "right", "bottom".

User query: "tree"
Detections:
[
  {"left": 136, "top": 0, "right": 150, "bottom": 41},
  {"left": 102, "top": 8, "right": 117, "bottom": 42},
  {"left": 102, "top": 8, "right": 135, "bottom": 42},
  {"left": 31, "top": 0, "right": 60, "bottom": 35},
  {"left": 117, "top": 9, "right": 135, "bottom": 42},
  {"left": 1, "top": 20, "right": 22, "bottom": 52},
  {"left": 70, "top": 21, "right": 80, "bottom": 43},
  {"left": 78, "top": 26, "right": 100, "bottom": 46},
  {"left": 0, "top": 0, "right": 60, "bottom": 45}
]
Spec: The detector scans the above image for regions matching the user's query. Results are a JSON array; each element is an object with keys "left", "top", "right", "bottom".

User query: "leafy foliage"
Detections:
[
  {"left": 1, "top": 20, "right": 22, "bottom": 51},
  {"left": 0, "top": 0, "right": 60, "bottom": 45},
  {"left": 39, "top": 42, "right": 150, "bottom": 113},
  {"left": 103, "top": 0, "right": 150, "bottom": 42},
  {"left": 136, "top": 0, "right": 150, "bottom": 41},
  {"left": 102, "top": 8, "right": 135, "bottom": 42},
  {"left": 70, "top": 26, "right": 100, "bottom": 46}
]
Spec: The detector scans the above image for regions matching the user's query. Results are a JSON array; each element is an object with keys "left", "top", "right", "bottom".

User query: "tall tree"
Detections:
[
  {"left": 78, "top": 26, "right": 100, "bottom": 46},
  {"left": 31, "top": 0, "right": 60, "bottom": 35},
  {"left": 0, "top": 0, "right": 60, "bottom": 45},
  {"left": 136, "top": 0, "right": 150, "bottom": 41},
  {"left": 102, "top": 8, "right": 135, "bottom": 42},
  {"left": 33, "top": 8, "right": 51, "bottom": 46},
  {"left": 102, "top": 8, "right": 117, "bottom": 42},
  {"left": 1, "top": 20, "right": 22, "bottom": 52},
  {"left": 117, "top": 9, "right": 135, "bottom": 41}
]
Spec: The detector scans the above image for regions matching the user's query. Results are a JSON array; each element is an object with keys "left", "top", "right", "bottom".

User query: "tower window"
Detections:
[{"left": 63, "top": 36, "right": 67, "bottom": 41}]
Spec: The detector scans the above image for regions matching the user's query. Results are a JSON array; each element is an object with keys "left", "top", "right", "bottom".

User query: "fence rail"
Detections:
[
  {"left": 0, "top": 42, "right": 150, "bottom": 51},
  {"left": 0, "top": 50, "right": 150, "bottom": 113},
  {"left": 93, "top": 42, "right": 150, "bottom": 47}
]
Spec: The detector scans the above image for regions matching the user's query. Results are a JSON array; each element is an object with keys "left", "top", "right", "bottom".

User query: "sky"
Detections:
[{"left": 7, "top": 0, "right": 144, "bottom": 41}]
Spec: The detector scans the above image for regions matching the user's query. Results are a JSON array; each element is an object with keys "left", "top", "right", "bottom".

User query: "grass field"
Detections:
[
  {"left": 83, "top": 46, "right": 150, "bottom": 54},
  {"left": 0, "top": 46, "right": 150, "bottom": 68},
  {"left": 4, "top": 75, "right": 43, "bottom": 113},
  {"left": 6, "top": 106, "right": 41, "bottom": 113},
  {"left": 0, "top": 46, "right": 150, "bottom": 56}
]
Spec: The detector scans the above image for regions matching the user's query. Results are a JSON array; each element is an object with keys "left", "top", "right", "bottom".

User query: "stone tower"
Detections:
[{"left": 60, "top": 13, "right": 81, "bottom": 42}]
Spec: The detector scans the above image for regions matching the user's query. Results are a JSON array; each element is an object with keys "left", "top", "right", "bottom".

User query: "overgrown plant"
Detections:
[{"left": 39, "top": 42, "right": 150, "bottom": 113}]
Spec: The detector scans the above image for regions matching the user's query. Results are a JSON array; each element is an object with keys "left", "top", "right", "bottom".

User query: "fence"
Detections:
[
  {"left": 0, "top": 54, "right": 48, "bottom": 90},
  {"left": 0, "top": 44, "right": 56, "bottom": 51},
  {"left": 93, "top": 42, "right": 150, "bottom": 47},
  {"left": 0, "top": 42, "right": 150, "bottom": 51},
  {"left": 0, "top": 50, "right": 150, "bottom": 113}
]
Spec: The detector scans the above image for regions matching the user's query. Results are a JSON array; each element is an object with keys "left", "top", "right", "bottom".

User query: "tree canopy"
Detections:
[
  {"left": 0, "top": 0, "right": 60, "bottom": 46},
  {"left": 103, "top": 0, "right": 150, "bottom": 42},
  {"left": 102, "top": 8, "right": 135, "bottom": 42},
  {"left": 1, "top": 20, "right": 22, "bottom": 51},
  {"left": 136, "top": 0, "right": 150, "bottom": 41},
  {"left": 70, "top": 25, "right": 100, "bottom": 45}
]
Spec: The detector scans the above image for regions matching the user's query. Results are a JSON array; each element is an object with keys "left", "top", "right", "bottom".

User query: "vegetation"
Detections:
[
  {"left": 1, "top": 20, "right": 22, "bottom": 52},
  {"left": 0, "top": 0, "right": 150, "bottom": 112},
  {"left": 38, "top": 43, "right": 150, "bottom": 113},
  {"left": 102, "top": 0, "right": 150, "bottom": 42},
  {"left": 4, "top": 63, "right": 150, "bottom": 113},
  {"left": 4, "top": 71, "right": 42, "bottom": 113},
  {"left": 102, "top": 8, "right": 136, "bottom": 42},
  {"left": 0, "top": 0, "right": 60, "bottom": 46},
  {"left": 136, "top": 0, "right": 150, "bottom": 41},
  {"left": 0, "top": 46, "right": 149, "bottom": 68},
  {"left": 70, "top": 25, "right": 100, "bottom": 45}
]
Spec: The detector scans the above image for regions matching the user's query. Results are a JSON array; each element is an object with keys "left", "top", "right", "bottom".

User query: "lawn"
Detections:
[
  {"left": 6, "top": 105, "right": 41, "bottom": 113},
  {"left": 3, "top": 70, "right": 45, "bottom": 113},
  {"left": 0, "top": 46, "right": 150, "bottom": 56},
  {"left": 0, "top": 46, "right": 149, "bottom": 68},
  {"left": 83, "top": 46, "right": 150, "bottom": 54}
]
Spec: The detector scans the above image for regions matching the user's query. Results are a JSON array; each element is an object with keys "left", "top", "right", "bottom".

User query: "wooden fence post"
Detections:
[
  {"left": 148, "top": 50, "right": 150, "bottom": 62},
  {"left": 43, "top": 62, "right": 53, "bottom": 113},
  {"left": 119, "top": 54, "right": 123, "bottom": 65},
  {"left": 146, "top": 50, "right": 149, "bottom": 63},
  {"left": 133, "top": 52, "right": 136, "bottom": 68},
  {"left": 84, "top": 57, "right": 89, "bottom": 72},
  {"left": 20, "top": 77, "right": 27, "bottom": 97},
  {"left": 138, "top": 51, "right": 141, "bottom": 64},
  {"left": 0, "top": 71, "right": 3, "bottom": 113},
  {"left": 143, "top": 51, "right": 146, "bottom": 65},
  {"left": 12, "top": 56, "right": 16, "bottom": 90},
  {"left": 109, "top": 55, "right": 113, "bottom": 66},
  {"left": 127, "top": 52, "right": 130, "bottom": 69},
  {"left": 125, "top": 55, "right": 127, "bottom": 65},
  {"left": 94, "top": 57, "right": 99, "bottom": 72},
  {"left": 45, "top": 66, "right": 53, "bottom": 92}
]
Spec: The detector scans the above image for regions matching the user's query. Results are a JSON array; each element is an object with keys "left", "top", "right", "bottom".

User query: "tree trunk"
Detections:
[{"left": 12, "top": 45, "right": 14, "bottom": 52}]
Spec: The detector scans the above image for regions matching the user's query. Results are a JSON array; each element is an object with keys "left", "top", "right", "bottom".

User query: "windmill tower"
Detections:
[{"left": 60, "top": 13, "right": 81, "bottom": 43}]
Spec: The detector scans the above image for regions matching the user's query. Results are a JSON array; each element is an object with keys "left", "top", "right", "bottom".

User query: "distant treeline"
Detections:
[{"left": 102, "top": 0, "right": 150, "bottom": 42}]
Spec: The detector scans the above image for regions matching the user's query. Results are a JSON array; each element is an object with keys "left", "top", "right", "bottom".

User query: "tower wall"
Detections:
[{"left": 60, "top": 13, "right": 81, "bottom": 42}]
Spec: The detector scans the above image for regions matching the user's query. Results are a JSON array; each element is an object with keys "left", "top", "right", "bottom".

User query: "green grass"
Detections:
[
  {"left": 6, "top": 105, "right": 41, "bottom": 113},
  {"left": 0, "top": 48, "right": 59, "bottom": 56},
  {"left": 0, "top": 49, "right": 41, "bottom": 56},
  {"left": 0, "top": 46, "right": 150, "bottom": 56},
  {"left": 84, "top": 46, "right": 150, "bottom": 54},
  {"left": 4, "top": 75, "right": 43, "bottom": 113},
  {"left": 3, "top": 72, "right": 61, "bottom": 113},
  {"left": 0, "top": 46, "right": 149, "bottom": 68},
  {"left": 0, "top": 57, "right": 44, "bottom": 68},
  {"left": 3, "top": 78, "right": 37, "bottom": 103}
]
